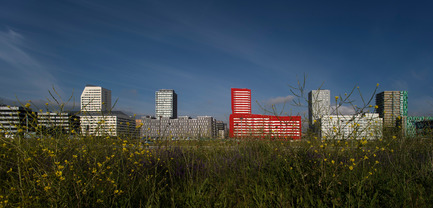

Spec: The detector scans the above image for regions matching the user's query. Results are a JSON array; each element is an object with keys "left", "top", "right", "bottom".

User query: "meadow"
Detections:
[{"left": 1, "top": 128, "right": 433, "bottom": 207}]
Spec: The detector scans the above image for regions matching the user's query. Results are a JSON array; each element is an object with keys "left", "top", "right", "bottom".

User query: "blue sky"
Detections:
[{"left": 1, "top": 0, "right": 433, "bottom": 122}]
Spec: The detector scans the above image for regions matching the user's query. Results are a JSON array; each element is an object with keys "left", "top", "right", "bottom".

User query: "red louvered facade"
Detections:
[
  {"left": 230, "top": 88, "right": 302, "bottom": 139},
  {"left": 231, "top": 88, "right": 251, "bottom": 114}
]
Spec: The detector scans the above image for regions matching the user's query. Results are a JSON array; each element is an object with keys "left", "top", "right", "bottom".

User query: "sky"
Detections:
[{"left": 1, "top": 0, "right": 433, "bottom": 122}]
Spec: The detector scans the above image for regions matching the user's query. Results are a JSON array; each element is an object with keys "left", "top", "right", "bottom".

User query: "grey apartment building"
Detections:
[
  {"left": 155, "top": 89, "right": 177, "bottom": 119},
  {"left": 142, "top": 89, "right": 226, "bottom": 139},
  {"left": 308, "top": 90, "right": 330, "bottom": 130},
  {"left": 0, "top": 105, "right": 36, "bottom": 136},
  {"left": 142, "top": 116, "right": 217, "bottom": 139},
  {"left": 37, "top": 112, "right": 80, "bottom": 134}
]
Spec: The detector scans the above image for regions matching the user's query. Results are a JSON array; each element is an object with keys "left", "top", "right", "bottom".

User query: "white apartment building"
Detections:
[
  {"left": 155, "top": 89, "right": 177, "bottom": 119},
  {"left": 81, "top": 85, "right": 112, "bottom": 112},
  {"left": 321, "top": 113, "right": 383, "bottom": 140},
  {"left": 80, "top": 111, "right": 136, "bottom": 137}
]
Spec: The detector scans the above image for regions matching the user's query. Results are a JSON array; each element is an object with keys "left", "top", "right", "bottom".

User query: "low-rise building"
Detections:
[
  {"left": 0, "top": 105, "right": 36, "bottom": 137},
  {"left": 320, "top": 113, "right": 382, "bottom": 139},
  {"left": 229, "top": 114, "right": 302, "bottom": 139},
  {"left": 80, "top": 111, "right": 137, "bottom": 138},
  {"left": 37, "top": 112, "right": 80, "bottom": 134},
  {"left": 141, "top": 116, "right": 219, "bottom": 139}
]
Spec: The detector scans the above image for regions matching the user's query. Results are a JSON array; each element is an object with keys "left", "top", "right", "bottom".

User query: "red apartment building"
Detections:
[
  {"left": 229, "top": 88, "right": 302, "bottom": 139},
  {"left": 231, "top": 88, "right": 251, "bottom": 114}
]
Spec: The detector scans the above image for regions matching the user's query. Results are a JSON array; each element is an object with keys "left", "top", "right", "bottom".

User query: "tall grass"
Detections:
[{"left": 1, "top": 131, "right": 433, "bottom": 207}]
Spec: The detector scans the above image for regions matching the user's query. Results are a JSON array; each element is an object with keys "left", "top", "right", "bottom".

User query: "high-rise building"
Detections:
[
  {"left": 308, "top": 90, "right": 330, "bottom": 128},
  {"left": 229, "top": 88, "right": 302, "bottom": 139},
  {"left": 155, "top": 89, "right": 177, "bottom": 119},
  {"left": 231, "top": 88, "right": 251, "bottom": 114},
  {"left": 375, "top": 91, "right": 408, "bottom": 127},
  {"left": 81, "top": 85, "right": 112, "bottom": 112}
]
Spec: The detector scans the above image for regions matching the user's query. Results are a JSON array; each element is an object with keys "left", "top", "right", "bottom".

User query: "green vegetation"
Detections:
[{"left": 1, "top": 128, "right": 433, "bottom": 207}]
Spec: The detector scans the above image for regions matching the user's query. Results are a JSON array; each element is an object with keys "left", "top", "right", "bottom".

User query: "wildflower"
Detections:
[
  {"left": 392, "top": 136, "right": 396, "bottom": 139},
  {"left": 375, "top": 160, "right": 379, "bottom": 164},
  {"left": 25, "top": 103, "right": 31, "bottom": 108},
  {"left": 364, "top": 155, "right": 369, "bottom": 160},
  {"left": 350, "top": 158, "right": 355, "bottom": 162},
  {"left": 374, "top": 105, "right": 378, "bottom": 109},
  {"left": 335, "top": 96, "right": 339, "bottom": 100},
  {"left": 349, "top": 166, "right": 354, "bottom": 170},
  {"left": 44, "top": 186, "right": 51, "bottom": 191},
  {"left": 376, "top": 83, "right": 379, "bottom": 87},
  {"left": 331, "top": 160, "right": 335, "bottom": 164},
  {"left": 55, "top": 171, "right": 62, "bottom": 177}
]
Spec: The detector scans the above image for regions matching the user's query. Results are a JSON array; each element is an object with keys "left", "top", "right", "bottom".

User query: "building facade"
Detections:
[
  {"left": 80, "top": 111, "right": 136, "bottom": 137},
  {"left": 37, "top": 112, "right": 80, "bottom": 134},
  {"left": 141, "top": 116, "right": 217, "bottom": 139},
  {"left": 155, "top": 89, "right": 177, "bottom": 119},
  {"left": 81, "top": 85, "right": 112, "bottom": 112},
  {"left": 229, "top": 114, "right": 302, "bottom": 139},
  {"left": 404, "top": 116, "right": 433, "bottom": 137},
  {"left": 231, "top": 88, "right": 252, "bottom": 114},
  {"left": 0, "top": 105, "right": 36, "bottom": 137},
  {"left": 216, "top": 121, "right": 228, "bottom": 139},
  {"left": 375, "top": 91, "right": 408, "bottom": 128},
  {"left": 308, "top": 90, "right": 330, "bottom": 129},
  {"left": 230, "top": 88, "right": 302, "bottom": 139},
  {"left": 320, "top": 113, "right": 383, "bottom": 140}
]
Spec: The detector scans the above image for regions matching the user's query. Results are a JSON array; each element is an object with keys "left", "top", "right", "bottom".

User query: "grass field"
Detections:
[{"left": 1, "top": 131, "right": 433, "bottom": 207}]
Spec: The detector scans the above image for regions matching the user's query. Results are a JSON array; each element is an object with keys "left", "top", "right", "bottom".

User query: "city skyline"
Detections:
[{"left": 1, "top": 1, "right": 433, "bottom": 122}]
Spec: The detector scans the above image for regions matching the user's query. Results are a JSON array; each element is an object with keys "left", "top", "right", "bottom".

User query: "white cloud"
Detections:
[
  {"left": 265, "top": 95, "right": 294, "bottom": 105},
  {"left": 330, "top": 105, "right": 356, "bottom": 115}
]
